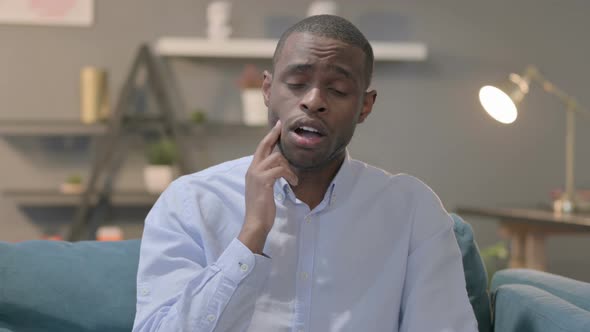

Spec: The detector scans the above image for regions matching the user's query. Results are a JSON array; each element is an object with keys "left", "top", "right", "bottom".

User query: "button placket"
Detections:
[
  {"left": 294, "top": 208, "right": 316, "bottom": 332},
  {"left": 275, "top": 192, "right": 285, "bottom": 202}
]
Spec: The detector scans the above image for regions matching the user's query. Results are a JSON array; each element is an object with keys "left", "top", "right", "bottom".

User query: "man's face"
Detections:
[{"left": 263, "top": 32, "right": 377, "bottom": 170}]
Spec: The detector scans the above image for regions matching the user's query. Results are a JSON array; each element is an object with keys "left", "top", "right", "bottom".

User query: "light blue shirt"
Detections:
[{"left": 133, "top": 154, "right": 478, "bottom": 332}]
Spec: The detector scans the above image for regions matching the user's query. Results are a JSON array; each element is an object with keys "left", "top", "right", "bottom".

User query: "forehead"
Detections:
[{"left": 275, "top": 32, "right": 366, "bottom": 79}]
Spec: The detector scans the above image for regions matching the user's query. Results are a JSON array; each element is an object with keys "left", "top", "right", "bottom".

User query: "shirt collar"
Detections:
[{"left": 273, "top": 149, "right": 355, "bottom": 209}]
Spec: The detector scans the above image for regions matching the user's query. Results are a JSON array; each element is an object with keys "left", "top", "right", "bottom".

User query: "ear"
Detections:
[
  {"left": 262, "top": 70, "right": 273, "bottom": 107},
  {"left": 357, "top": 89, "right": 377, "bottom": 124}
]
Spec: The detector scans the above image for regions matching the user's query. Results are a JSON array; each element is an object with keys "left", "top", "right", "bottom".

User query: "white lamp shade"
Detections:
[{"left": 479, "top": 85, "right": 518, "bottom": 124}]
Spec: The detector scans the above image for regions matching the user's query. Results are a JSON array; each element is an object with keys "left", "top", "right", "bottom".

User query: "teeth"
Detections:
[{"left": 299, "top": 126, "right": 319, "bottom": 133}]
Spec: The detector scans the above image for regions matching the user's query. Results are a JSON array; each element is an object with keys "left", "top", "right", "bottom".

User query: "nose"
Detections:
[{"left": 300, "top": 87, "right": 327, "bottom": 113}]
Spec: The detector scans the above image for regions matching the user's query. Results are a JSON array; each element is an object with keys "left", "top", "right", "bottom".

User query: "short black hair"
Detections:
[{"left": 273, "top": 15, "right": 374, "bottom": 88}]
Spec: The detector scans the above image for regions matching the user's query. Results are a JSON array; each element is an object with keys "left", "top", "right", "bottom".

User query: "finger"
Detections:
[
  {"left": 257, "top": 151, "right": 288, "bottom": 171},
  {"left": 262, "top": 165, "right": 299, "bottom": 186},
  {"left": 253, "top": 120, "right": 282, "bottom": 163},
  {"left": 257, "top": 153, "right": 297, "bottom": 185}
]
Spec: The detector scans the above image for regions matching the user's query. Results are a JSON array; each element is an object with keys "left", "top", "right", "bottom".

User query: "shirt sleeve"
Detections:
[
  {"left": 399, "top": 180, "right": 479, "bottom": 332},
  {"left": 132, "top": 178, "right": 271, "bottom": 332}
]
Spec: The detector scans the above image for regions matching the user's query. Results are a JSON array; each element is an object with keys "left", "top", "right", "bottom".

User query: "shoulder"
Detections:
[
  {"left": 158, "top": 155, "right": 252, "bottom": 209},
  {"left": 184, "top": 155, "right": 252, "bottom": 181},
  {"left": 171, "top": 155, "right": 252, "bottom": 190},
  {"left": 349, "top": 159, "right": 440, "bottom": 202},
  {"left": 349, "top": 159, "right": 450, "bottom": 236}
]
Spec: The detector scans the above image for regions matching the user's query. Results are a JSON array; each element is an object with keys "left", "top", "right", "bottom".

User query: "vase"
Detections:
[
  {"left": 241, "top": 88, "right": 267, "bottom": 126},
  {"left": 80, "top": 66, "right": 110, "bottom": 124},
  {"left": 143, "top": 165, "right": 175, "bottom": 194}
]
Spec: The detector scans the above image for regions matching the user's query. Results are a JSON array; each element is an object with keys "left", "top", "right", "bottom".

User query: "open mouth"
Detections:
[
  {"left": 294, "top": 125, "right": 325, "bottom": 138},
  {"left": 290, "top": 124, "right": 326, "bottom": 148}
]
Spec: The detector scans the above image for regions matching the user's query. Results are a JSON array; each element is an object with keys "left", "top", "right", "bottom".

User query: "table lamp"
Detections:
[{"left": 478, "top": 65, "right": 589, "bottom": 213}]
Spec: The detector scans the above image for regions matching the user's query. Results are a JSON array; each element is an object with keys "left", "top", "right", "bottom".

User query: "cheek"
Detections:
[
  {"left": 268, "top": 111, "right": 279, "bottom": 125},
  {"left": 270, "top": 90, "right": 298, "bottom": 116}
]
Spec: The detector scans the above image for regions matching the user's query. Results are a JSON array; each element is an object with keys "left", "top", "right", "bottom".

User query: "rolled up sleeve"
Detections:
[{"left": 132, "top": 179, "right": 271, "bottom": 332}]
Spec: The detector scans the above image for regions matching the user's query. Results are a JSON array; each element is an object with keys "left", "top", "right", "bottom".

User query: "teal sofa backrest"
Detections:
[{"left": 0, "top": 240, "right": 140, "bottom": 332}]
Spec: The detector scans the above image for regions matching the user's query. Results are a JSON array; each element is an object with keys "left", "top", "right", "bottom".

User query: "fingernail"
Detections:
[{"left": 275, "top": 120, "right": 281, "bottom": 127}]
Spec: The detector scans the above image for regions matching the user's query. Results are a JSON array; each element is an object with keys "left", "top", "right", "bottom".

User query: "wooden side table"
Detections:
[{"left": 455, "top": 207, "right": 590, "bottom": 271}]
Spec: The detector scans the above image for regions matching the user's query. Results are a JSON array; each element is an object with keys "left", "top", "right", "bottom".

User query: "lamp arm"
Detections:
[
  {"left": 525, "top": 66, "right": 580, "bottom": 210},
  {"left": 526, "top": 66, "right": 590, "bottom": 118}
]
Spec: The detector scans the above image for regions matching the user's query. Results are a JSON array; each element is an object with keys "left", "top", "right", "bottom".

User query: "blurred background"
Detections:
[{"left": 0, "top": 0, "right": 588, "bottom": 281}]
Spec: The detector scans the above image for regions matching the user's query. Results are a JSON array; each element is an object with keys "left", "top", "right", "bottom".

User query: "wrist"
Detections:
[{"left": 238, "top": 224, "right": 270, "bottom": 255}]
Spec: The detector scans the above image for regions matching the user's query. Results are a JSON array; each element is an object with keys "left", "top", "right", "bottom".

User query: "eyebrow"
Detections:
[
  {"left": 282, "top": 63, "right": 357, "bottom": 84},
  {"left": 283, "top": 63, "right": 313, "bottom": 75},
  {"left": 326, "top": 64, "right": 353, "bottom": 80}
]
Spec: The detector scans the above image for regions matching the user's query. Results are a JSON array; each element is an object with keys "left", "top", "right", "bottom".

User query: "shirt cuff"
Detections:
[{"left": 214, "top": 237, "right": 271, "bottom": 287}]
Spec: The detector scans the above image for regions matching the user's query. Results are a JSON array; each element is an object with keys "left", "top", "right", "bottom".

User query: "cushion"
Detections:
[
  {"left": 450, "top": 213, "right": 492, "bottom": 332},
  {"left": 492, "top": 268, "right": 590, "bottom": 312},
  {"left": 0, "top": 240, "right": 141, "bottom": 332},
  {"left": 494, "top": 284, "right": 590, "bottom": 332}
]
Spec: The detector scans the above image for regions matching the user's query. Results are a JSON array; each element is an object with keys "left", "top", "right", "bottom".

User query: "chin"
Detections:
[{"left": 279, "top": 144, "right": 332, "bottom": 170}]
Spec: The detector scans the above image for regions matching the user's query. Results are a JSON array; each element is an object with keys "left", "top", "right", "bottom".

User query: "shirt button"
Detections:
[
  {"left": 140, "top": 288, "right": 149, "bottom": 296},
  {"left": 240, "top": 263, "right": 249, "bottom": 272},
  {"left": 275, "top": 192, "right": 285, "bottom": 201},
  {"left": 304, "top": 216, "right": 311, "bottom": 223},
  {"left": 301, "top": 272, "right": 309, "bottom": 280},
  {"left": 207, "top": 314, "right": 216, "bottom": 322}
]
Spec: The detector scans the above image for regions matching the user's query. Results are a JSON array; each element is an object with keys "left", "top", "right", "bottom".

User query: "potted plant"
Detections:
[
  {"left": 190, "top": 108, "right": 207, "bottom": 125},
  {"left": 144, "top": 137, "right": 178, "bottom": 193},
  {"left": 480, "top": 241, "right": 509, "bottom": 283},
  {"left": 237, "top": 64, "right": 266, "bottom": 126},
  {"left": 60, "top": 173, "right": 84, "bottom": 194}
]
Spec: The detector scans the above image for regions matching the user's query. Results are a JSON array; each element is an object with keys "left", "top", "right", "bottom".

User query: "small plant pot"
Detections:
[
  {"left": 96, "top": 226, "right": 124, "bottom": 241},
  {"left": 144, "top": 165, "right": 175, "bottom": 194},
  {"left": 60, "top": 182, "right": 84, "bottom": 195},
  {"left": 241, "top": 88, "right": 267, "bottom": 126}
]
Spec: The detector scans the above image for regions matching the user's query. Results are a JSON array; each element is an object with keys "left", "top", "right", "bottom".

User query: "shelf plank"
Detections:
[
  {"left": 0, "top": 120, "right": 106, "bottom": 136},
  {"left": 4, "top": 189, "right": 160, "bottom": 207},
  {"left": 0, "top": 120, "right": 272, "bottom": 138},
  {"left": 154, "top": 37, "right": 428, "bottom": 61},
  {"left": 190, "top": 122, "right": 270, "bottom": 136}
]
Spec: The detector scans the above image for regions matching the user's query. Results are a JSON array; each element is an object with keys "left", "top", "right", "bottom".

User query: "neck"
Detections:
[{"left": 290, "top": 154, "right": 345, "bottom": 210}]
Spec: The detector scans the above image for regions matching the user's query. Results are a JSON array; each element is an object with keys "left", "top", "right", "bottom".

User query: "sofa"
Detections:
[
  {"left": 0, "top": 214, "right": 587, "bottom": 332},
  {"left": 491, "top": 269, "right": 590, "bottom": 331}
]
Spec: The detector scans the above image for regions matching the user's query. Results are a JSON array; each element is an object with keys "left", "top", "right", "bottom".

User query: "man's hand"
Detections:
[{"left": 238, "top": 120, "right": 298, "bottom": 255}]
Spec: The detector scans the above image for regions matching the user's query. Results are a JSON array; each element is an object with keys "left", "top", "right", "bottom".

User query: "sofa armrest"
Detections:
[
  {"left": 491, "top": 269, "right": 590, "bottom": 311},
  {"left": 494, "top": 284, "right": 590, "bottom": 332}
]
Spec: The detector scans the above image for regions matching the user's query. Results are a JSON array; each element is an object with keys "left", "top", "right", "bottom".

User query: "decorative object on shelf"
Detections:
[
  {"left": 190, "top": 108, "right": 207, "bottom": 124},
  {"left": 206, "top": 1, "right": 232, "bottom": 40},
  {"left": 307, "top": 1, "right": 338, "bottom": 17},
  {"left": 479, "top": 65, "right": 590, "bottom": 214},
  {"left": 96, "top": 226, "right": 123, "bottom": 241},
  {"left": 41, "top": 234, "right": 63, "bottom": 241},
  {"left": 551, "top": 188, "right": 590, "bottom": 212},
  {"left": 0, "top": 0, "right": 94, "bottom": 27},
  {"left": 60, "top": 173, "right": 84, "bottom": 194},
  {"left": 144, "top": 138, "right": 177, "bottom": 194},
  {"left": 80, "top": 66, "right": 110, "bottom": 124},
  {"left": 237, "top": 64, "right": 266, "bottom": 126}
]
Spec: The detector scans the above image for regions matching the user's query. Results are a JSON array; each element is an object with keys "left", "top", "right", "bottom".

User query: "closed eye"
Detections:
[
  {"left": 329, "top": 88, "right": 348, "bottom": 97},
  {"left": 286, "top": 83, "right": 306, "bottom": 90}
]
